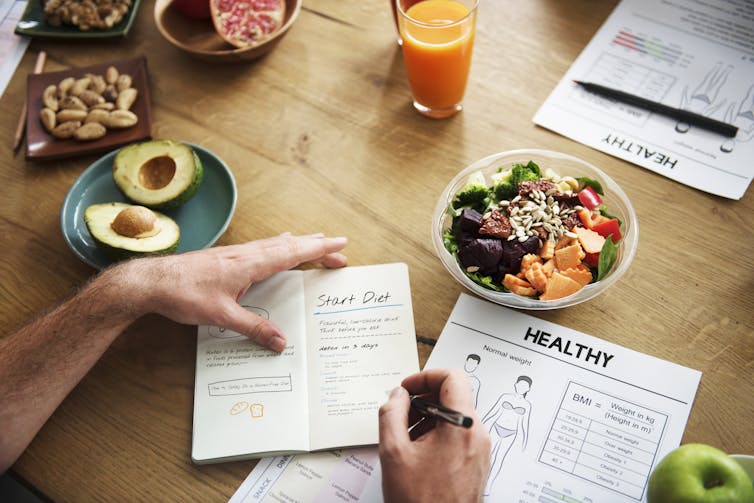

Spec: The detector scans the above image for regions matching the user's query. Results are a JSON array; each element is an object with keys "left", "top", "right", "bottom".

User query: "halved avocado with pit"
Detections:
[
  {"left": 113, "top": 140, "right": 203, "bottom": 210},
  {"left": 85, "top": 202, "right": 180, "bottom": 261}
]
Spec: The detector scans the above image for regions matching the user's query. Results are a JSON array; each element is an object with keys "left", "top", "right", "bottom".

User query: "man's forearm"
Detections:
[{"left": 0, "top": 263, "right": 146, "bottom": 472}]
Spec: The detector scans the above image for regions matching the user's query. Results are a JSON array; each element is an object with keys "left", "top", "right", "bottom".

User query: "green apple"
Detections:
[{"left": 648, "top": 443, "right": 754, "bottom": 503}]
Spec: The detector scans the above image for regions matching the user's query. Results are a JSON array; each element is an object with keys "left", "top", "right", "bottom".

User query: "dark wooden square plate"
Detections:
[{"left": 25, "top": 55, "right": 152, "bottom": 160}]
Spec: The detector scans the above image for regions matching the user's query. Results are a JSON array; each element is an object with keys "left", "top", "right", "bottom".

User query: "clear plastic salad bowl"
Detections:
[{"left": 432, "top": 149, "right": 639, "bottom": 310}]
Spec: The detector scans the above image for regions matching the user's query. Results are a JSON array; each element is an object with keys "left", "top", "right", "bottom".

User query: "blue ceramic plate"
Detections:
[
  {"left": 60, "top": 143, "right": 237, "bottom": 269},
  {"left": 15, "top": 0, "right": 142, "bottom": 38}
]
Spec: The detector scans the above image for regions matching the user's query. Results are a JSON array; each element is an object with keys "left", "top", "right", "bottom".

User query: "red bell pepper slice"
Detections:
[
  {"left": 584, "top": 252, "right": 600, "bottom": 268},
  {"left": 591, "top": 218, "right": 622, "bottom": 242},
  {"left": 577, "top": 208, "right": 609, "bottom": 230},
  {"left": 578, "top": 186, "right": 602, "bottom": 210}
]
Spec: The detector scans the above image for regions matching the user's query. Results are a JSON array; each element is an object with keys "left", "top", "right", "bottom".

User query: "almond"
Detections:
[
  {"left": 42, "top": 85, "right": 59, "bottom": 111},
  {"left": 103, "top": 110, "right": 138, "bottom": 129},
  {"left": 89, "top": 75, "right": 107, "bottom": 95},
  {"left": 74, "top": 122, "right": 107, "bottom": 141},
  {"left": 85, "top": 108, "right": 110, "bottom": 124},
  {"left": 56, "top": 109, "right": 88, "bottom": 122},
  {"left": 105, "top": 66, "right": 119, "bottom": 85},
  {"left": 51, "top": 121, "right": 82, "bottom": 139},
  {"left": 92, "top": 102, "right": 115, "bottom": 111},
  {"left": 71, "top": 77, "right": 92, "bottom": 96},
  {"left": 78, "top": 89, "right": 105, "bottom": 107},
  {"left": 59, "top": 95, "right": 87, "bottom": 111},
  {"left": 39, "top": 108, "right": 56, "bottom": 132},
  {"left": 116, "top": 74, "right": 132, "bottom": 92},
  {"left": 116, "top": 88, "right": 137, "bottom": 111},
  {"left": 57, "top": 77, "right": 75, "bottom": 98}
]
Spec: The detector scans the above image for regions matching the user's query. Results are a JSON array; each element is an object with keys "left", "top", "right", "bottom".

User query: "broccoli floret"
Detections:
[
  {"left": 453, "top": 171, "right": 491, "bottom": 211},
  {"left": 490, "top": 168, "right": 513, "bottom": 201},
  {"left": 493, "top": 180, "right": 516, "bottom": 201},
  {"left": 511, "top": 162, "right": 541, "bottom": 184},
  {"left": 522, "top": 160, "right": 542, "bottom": 178},
  {"left": 492, "top": 161, "right": 542, "bottom": 200}
]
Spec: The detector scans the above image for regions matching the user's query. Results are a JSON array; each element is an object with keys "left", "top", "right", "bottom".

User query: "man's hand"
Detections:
[
  {"left": 379, "top": 369, "right": 491, "bottom": 503},
  {"left": 114, "top": 233, "right": 348, "bottom": 351},
  {"left": 0, "top": 233, "right": 346, "bottom": 472}
]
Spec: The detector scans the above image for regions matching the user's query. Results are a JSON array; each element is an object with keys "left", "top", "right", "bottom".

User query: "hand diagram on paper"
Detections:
[
  {"left": 481, "top": 375, "right": 533, "bottom": 496},
  {"left": 675, "top": 62, "right": 732, "bottom": 134},
  {"left": 720, "top": 84, "right": 754, "bottom": 153}
]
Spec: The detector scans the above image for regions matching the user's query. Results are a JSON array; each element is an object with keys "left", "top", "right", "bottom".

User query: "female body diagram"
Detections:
[{"left": 481, "top": 375, "right": 533, "bottom": 495}]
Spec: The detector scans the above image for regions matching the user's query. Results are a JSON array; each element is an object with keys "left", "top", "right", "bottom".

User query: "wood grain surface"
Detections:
[{"left": 1, "top": 0, "right": 752, "bottom": 500}]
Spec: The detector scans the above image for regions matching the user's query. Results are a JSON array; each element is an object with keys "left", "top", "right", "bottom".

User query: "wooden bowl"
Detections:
[{"left": 154, "top": 0, "right": 301, "bottom": 63}]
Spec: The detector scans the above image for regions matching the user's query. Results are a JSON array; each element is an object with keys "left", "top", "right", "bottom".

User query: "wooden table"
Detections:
[{"left": 1, "top": 0, "right": 752, "bottom": 500}]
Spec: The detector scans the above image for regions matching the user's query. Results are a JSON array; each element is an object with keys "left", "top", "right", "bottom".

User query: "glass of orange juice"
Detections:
[{"left": 396, "top": 0, "right": 478, "bottom": 119}]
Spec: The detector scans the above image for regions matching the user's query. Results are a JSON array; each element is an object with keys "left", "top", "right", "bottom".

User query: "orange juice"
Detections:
[{"left": 399, "top": 0, "right": 476, "bottom": 117}]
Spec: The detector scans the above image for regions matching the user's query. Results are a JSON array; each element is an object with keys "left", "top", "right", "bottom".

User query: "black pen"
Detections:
[
  {"left": 573, "top": 80, "right": 739, "bottom": 138},
  {"left": 410, "top": 396, "right": 473, "bottom": 428}
]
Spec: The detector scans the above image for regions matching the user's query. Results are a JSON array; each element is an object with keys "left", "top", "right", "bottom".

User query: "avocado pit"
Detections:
[
  {"left": 111, "top": 205, "right": 161, "bottom": 238},
  {"left": 139, "top": 156, "right": 176, "bottom": 190}
]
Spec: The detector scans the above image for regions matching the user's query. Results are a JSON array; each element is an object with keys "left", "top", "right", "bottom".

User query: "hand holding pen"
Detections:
[
  {"left": 378, "top": 369, "right": 491, "bottom": 503},
  {"left": 410, "top": 395, "right": 473, "bottom": 428}
]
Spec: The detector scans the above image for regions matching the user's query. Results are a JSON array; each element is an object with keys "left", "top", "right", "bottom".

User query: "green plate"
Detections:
[
  {"left": 15, "top": 0, "right": 142, "bottom": 38},
  {"left": 60, "top": 143, "right": 237, "bottom": 269}
]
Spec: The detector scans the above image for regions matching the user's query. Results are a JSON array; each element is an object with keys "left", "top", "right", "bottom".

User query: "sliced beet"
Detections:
[
  {"left": 458, "top": 238, "right": 503, "bottom": 274},
  {"left": 502, "top": 240, "right": 525, "bottom": 264},
  {"left": 458, "top": 208, "right": 484, "bottom": 233},
  {"left": 521, "top": 236, "right": 540, "bottom": 254}
]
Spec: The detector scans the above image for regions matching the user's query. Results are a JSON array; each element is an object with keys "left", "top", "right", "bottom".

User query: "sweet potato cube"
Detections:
[
  {"left": 503, "top": 274, "right": 537, "bottom": 297},
  {"left": 519, "top": 254, "right": 542, "bottom": 277},
  {"left": 539, "top": 240, "right": 555, "bottom": 260},
  {"left": 542, "top": 259, "right": 556, "bottom": 277},
  {"left": 560, "top": 265, "right": 593, "bottom": 287},
  {"left": 555, "top": 235, "right": 575, "bottom": 250},
  {"left": 525, "top": 261, "right": 548, "bottom": 292},
  {"left": 539, "top": 272, "right": 583, "bottom": 301},
  {"left": 554, "top": 244, "right": 584, "bottom": 271},
  {"left": 575, "top": 226, "right": 606, "bottom": 254}
]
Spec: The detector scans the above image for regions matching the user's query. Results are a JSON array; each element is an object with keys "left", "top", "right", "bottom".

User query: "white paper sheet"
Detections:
[
  {"left": 533, "top": 0, "right": 754, "bottom": 199},
  {"left": 232, "top": 294, "right": 702, "bottom": 502},
  {"left": 0, "top": 1, "right": 30, "bottom": 99}
]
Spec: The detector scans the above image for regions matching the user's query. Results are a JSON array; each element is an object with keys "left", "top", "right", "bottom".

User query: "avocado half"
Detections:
[
  {"left": 113, "top": 140, "right": 203, "bottom": 210},
  {"left": 85, "top": 202, "right": 180, "bottom": 260}
]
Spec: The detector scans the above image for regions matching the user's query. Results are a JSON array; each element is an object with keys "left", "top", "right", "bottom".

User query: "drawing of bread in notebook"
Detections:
[
  {"left": 250, "top": 403, "right": 264, "bottom": 418},
  {"left": 230, "top": 401, "right": 249, "bottom": 415}
]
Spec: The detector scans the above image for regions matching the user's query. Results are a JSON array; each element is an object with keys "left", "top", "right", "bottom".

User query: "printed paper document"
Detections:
[
  {"left": 534, "top": 0, "right": 754, "bottom": 199},
  {"left": 191, "top": 263, "right": 419, "bottom": 464},
  {"left": 232, "top": 293, "right": 702, "bottom": 502},
  {"left": 0, "top": 1, "right": 30, "bottom": 98}
]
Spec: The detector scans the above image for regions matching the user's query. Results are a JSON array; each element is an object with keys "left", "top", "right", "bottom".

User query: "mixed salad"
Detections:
[{"left": 443, "top": 161, "right": 623, "bottom": 300}]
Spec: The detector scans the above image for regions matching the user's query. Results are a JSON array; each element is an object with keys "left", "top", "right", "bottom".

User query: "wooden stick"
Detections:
[{"left": 13, "top": 51, "right": 47, "bottom": 152}]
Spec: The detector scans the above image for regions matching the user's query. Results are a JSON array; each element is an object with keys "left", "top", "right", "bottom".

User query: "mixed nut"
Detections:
[
  {"left": 43, "top": 0, "right": 133, "bottom": 31},
  {"left": 39, "top": 65, "right": 138, "bottom": 142}
]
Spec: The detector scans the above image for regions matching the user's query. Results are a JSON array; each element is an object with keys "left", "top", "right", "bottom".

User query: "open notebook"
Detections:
[{"left": 191, "top": 263, "right": 419, "bottom": 464}]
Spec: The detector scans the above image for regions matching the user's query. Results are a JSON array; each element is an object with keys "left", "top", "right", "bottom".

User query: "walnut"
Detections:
[
  {"left": 42, "top": 0, "right": 133, "bottom": 31},
  {"left": 479, "top": 210, "right": 512, "bottom": 239}
]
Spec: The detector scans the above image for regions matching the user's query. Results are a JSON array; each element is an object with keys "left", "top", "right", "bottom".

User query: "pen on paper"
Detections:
[
  {"left": 573, "top": 80, "right": 739, "bottom": 138},
  {"left": 410, "top": 396, "right": 473, "bottom": 428},
  {"left": 13, "top": 51, "right": 47, "bottom": 152}
]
